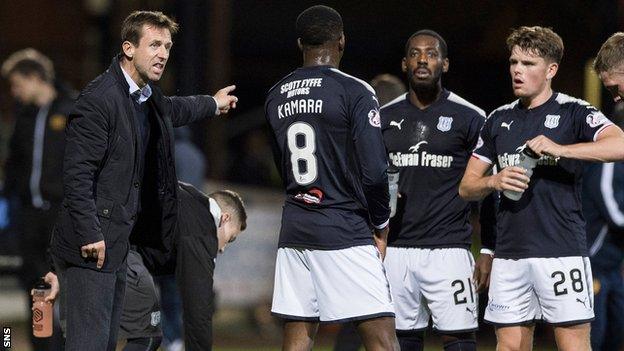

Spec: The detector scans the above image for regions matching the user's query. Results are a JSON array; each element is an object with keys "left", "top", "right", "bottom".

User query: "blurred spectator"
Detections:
[
  {"left": 583, "top": 101, "right": 624, "bottom": 351},
  {"left": 153, "top": 125, "right": 208, "bottom": 351},
  {"left": 174, "top": 125, "right": 206, "bottom": 189},
  {"left": 1, "top": 48, "right": 74, "bottom": 351},
  {"left": 370, "top": 73, "right": 407, "bottom": 106},
  {"left": 229, "top": 129, "right": 276, "bottom": 187},
  {"left": 333, "top": 73, "right": 406, "bottom": 351}
]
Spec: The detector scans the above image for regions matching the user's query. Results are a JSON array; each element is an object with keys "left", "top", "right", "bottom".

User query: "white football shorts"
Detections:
[
  {"left": 485, "top": 256, "right": 594, "bottom": 326},
  {"left": 384, "top": 247, "right": 478, "bottom": 333},
  {"left": 271, "top": 245, "right": 395, "bottom": 322}
]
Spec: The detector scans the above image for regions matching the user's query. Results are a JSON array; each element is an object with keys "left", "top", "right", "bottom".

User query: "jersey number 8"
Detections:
[{"left": 287, "top": 122, "right": 318, "bottom": 185}]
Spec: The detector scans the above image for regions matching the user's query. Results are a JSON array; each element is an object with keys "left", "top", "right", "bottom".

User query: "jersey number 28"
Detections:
[{"left": 287, "top": 122, "right": 318, "bottom": 185}]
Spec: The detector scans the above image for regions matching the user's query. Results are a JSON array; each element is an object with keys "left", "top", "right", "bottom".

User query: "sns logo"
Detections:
[
  {"left": 390, "top": 119, "right": 405, "bottom": 130},
  {"left": 368, "top": 109, "right": 381, "bottom": 128}
]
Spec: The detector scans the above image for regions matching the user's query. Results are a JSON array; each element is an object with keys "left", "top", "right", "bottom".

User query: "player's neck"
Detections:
[
  {"left": 408, "top": 82, "right": 442, "bottom": 109},
  {"left": 302, "top": 48, "right": 341, "bottom": 69},
  {"left": 520, "top": 87, "right": 553, "bottom": 109}
]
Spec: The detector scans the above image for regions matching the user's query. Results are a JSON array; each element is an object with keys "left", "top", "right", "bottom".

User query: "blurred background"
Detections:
[{"left": 0, "top": 0, "right": 621, "bottom": 350}]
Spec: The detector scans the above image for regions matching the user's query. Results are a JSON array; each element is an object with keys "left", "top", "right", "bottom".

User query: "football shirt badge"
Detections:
[{"left": 437, "top": 116, "right": 453, "bottom": 132}]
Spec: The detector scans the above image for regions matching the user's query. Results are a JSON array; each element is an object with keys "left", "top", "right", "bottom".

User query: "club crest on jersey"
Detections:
[
  {"left": 437, "top": 116, "right": 453, "bottom": 132},
  {"left": 368, "top": 109, "right": 381, "bottom": 128},
  {"left": 544, "top": 114, "right": 560, "bottom": 129}
]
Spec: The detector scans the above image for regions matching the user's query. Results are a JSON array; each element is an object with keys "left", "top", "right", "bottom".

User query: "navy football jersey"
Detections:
[
  {"left": 381, "top": 90, "right": 485, "bottom": 248},
  {"left": 265, "top": 65, "right": 390, "bottom": 250},
  {"left": 474, "top": 92, "right": 613, "bottom": 259}
]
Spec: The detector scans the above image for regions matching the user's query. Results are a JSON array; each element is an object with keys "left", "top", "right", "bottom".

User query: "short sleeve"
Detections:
[
  {"left": 574, "top": 105, "right": 614, "bottom": 142},
  {"left": 465, "top": 113, "right": 486, "bottom": 151},
  {"left": 472, "top": 113, "right": 496, "bottom": 164}
]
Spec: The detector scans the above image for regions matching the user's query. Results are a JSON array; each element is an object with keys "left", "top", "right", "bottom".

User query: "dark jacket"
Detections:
[
  {"left": 5, "top": 94, "right": 74, "bottom": 205},
  {"left": 139, "top": 182, "right": 218, "bottom": 350},
  {"left": 51, "top": 55, "right": 217, "bottom": 272},
  {"left": 138, "top": 182, "right": 218, "bottom": 275}
]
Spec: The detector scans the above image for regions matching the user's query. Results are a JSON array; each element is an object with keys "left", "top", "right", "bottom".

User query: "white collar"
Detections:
[
  {"left": 120, "top": 64, "right": 152, "bottom": 104},
  {"left": 208, "top": 197, "right": 222, "bottom": 228}
]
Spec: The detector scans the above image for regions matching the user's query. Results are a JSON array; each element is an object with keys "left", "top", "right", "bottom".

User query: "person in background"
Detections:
[
  {"left": 42, "top": 182, "right": 247, "bottom": 351},
  {"left": 586, "top": 33, "right": 624, "bottom": 351},
  {"left": 370, "top": 74, "right": 407, "bottom": 106},
  {"left": 1, "top": 48, "right": 74, "bottom": 351},
  {"left": 154, "top": 125, "right": 207, "bottom": 351}
]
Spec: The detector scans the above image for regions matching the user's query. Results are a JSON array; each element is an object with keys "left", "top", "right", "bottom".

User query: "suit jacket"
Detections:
[{"left": 51, "top": 55, "right": 217, "bottom": 272}]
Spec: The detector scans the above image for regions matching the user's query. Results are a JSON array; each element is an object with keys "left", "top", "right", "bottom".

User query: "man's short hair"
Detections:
[
  {"left": 1, "top": 48, "right": 55, "bottom": 82},
  {"left": 594, "top": 32, "right": 624, "bottom": 73},
  {"left": 370, "top": 74, "right": 406, "bottom": 106},
  {"left": 404, "top": 29, "right": 448, "bottom": 58},
  {"left": 210, "top": 190, "right": 247, "bottom": 231},
  {"left": 296, "top": 5, "right": 343, "bottom": 47},
  {"left": 121, "top": 10, "right": 179, "bottom": 46},
  {"left": 506, "top": 26, "right": 564, "bottom": 64}
]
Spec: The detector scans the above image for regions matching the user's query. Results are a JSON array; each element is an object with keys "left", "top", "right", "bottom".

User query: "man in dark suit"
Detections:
[{"left": 50, "top": 10, "right": 238, "bottom": 351}]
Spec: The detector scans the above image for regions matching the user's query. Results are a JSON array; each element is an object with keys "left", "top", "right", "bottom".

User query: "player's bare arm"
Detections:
[
  {"left": 526, "top": 125, "right": 624, "bottom": 162},
  {"left": 373, "top": 225, "right": 389, "bottom": 261},
  {"left": 459, "top": 157, "right": 529, "bottom": 201},
  {"left": 473, "top": 253, "right": 493, "bottom": 293}
]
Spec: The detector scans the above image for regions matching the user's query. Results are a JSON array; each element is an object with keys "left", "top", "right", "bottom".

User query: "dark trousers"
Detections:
[
  {"left": 591, "top": 267, "right": 624, "bottom": 351},
  {"left": 176, "top": 232, "right": 215, "bottom": 350},
  {"left": 54, "top": 254, "right": 127, "bottom": 351},
  {"left": 17, "top": 204, "right": 64, "bottom": 350},
  {"left": 152, "top": 274, "right": 183, "bottom": 344}
]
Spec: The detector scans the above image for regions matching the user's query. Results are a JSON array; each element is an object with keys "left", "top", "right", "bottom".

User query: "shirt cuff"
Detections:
[
  {"left": 374, "top": 219, "right": 389, "bottom": 230},
  {"left": 480, "top": 248, "right": 495, "bottom": 256},
  {"left": 593, "top": 123, "right": 614, "bottom": 141},
  {"left": 472, "top": 153, "right": 492, "bottom": 164},
  {"left": 211, "top": 96, "right": 220, "bottom": 115}
]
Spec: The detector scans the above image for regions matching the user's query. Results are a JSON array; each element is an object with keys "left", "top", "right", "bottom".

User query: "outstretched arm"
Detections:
[{"left": 169, "top": 85, "right": 239, "bottom": 127}]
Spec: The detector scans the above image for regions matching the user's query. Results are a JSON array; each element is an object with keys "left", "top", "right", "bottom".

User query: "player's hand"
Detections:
[
  {"left": 213, "top": 85, "right": 238, "bottom": 114},
  {"left": 473, "top": 253, "right": 493, "bottom": 293},
  {"left": 488, "top": 166, "right": 530, "bottom": 193},
  {"left": 373, "top": 225, "right": 389, "bottom": 261},
  {"left": 81, "top": 240, "right": 106, "bottom": 269},
  {"left": 526, "top": 135, "right": 566, "bottom": 158},
  {"left": 30, "top": 272, "right": 59, "bottom": 303}
]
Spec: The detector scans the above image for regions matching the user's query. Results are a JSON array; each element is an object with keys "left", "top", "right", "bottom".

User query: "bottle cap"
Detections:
[
  {"left": 522, "top": 146, "right": 539, "bottom": 159},
  {"left": 33, "top": 278, "right": 51, "bottom": 290},
  {"left": 388, "top": 164, "right": 399, "bottom": 174}
]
